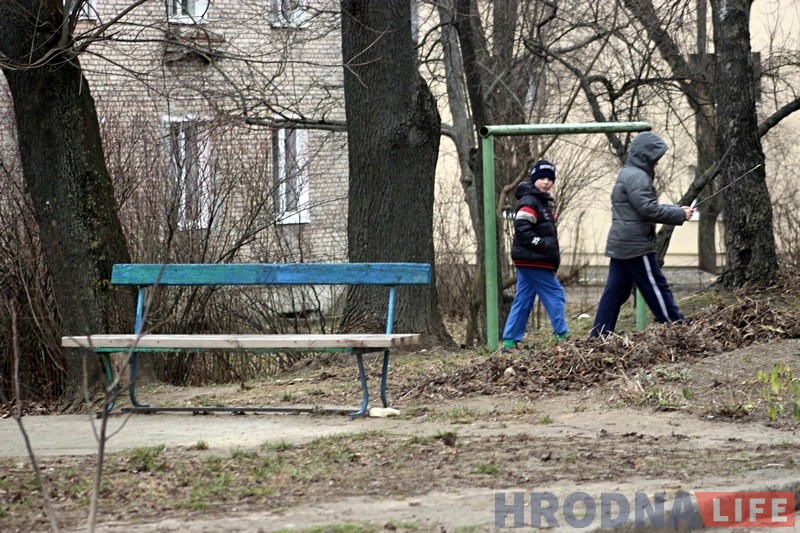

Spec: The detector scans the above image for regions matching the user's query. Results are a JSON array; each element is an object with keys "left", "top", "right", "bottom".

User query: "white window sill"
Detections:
[
  {"left": 169, "top": 16, "right": 207, "bottom": 25},
  {"left": 276, "top": 213, "right": 310, "bottom": 225}
]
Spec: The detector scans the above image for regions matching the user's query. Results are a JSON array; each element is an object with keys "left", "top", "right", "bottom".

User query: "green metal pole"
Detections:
[
  {"left": 478, "top": 121, "right": 652, "bottom": 351},
  {"left": 636, "top": 289, "right": 647, "bottom": 331},
  {"left": 482, "top": 134, "right": 499, "bottom": 350}
]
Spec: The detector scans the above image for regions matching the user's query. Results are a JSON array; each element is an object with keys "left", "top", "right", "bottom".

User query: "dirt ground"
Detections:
[{"left": 2, "top": 324, "right": 800, "bottom": 532}]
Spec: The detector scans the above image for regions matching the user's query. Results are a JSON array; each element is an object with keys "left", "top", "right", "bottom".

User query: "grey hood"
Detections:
[{"left": 626, "top": 131, "right": 668, "bottom": 174}]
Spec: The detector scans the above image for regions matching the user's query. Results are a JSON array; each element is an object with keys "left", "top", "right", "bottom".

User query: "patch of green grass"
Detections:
[
  {"left": 180, "top": 465, "right": 275, "bottom": 510},
  {"left": 474, "top": 462, "right": 500, "bottom": 475},
  {"left": 711, "top": 401, "right": 756, "bottom": 418},
  {"left": 537, "top": 414, "right": 553, "bottom": 424},
  {"left": 191, "top": 440, "right": 208, "bottom": 450},
  {"left": 264, "top": 440, "right": 294, "bottom": 452},
  {"left": 202, "top": 455, "right": 225, "bottom": 471},
  {"left": 654, "top": 366, "right": 690, "bottom": 382},
  {"left": 339, "top": 381, "right": 359, "bottom": 393},
  {"left": 128, "top": 445, "right": 167, "bottom": 472},
  {"left": 303, "top": 431, "right": 387, "bottom": 467},
  {"left": 67, "top": 477, "right": 93, "bottom": 505},
  {"left": 281, "top": 391, "right": 296, "bottom": 402},
  {"left": 401, "top": 405, "right": 430, "bottom": 418},
  {"left": 758, "top": 363, "right": 800, "bottom": 422},
  {"left": 510, "top": 401, "right": 535, "bottom": 415},
  {"left": 191, "top": 395, "right": 217, "bottom": 407},
  {"left": 644, "top": 388, "right": 685, "bottom": 411},
  {"left": 403, "top": 434, "right": 434, "bottom": 446},
  {"left": 250, "top": 455, "right": 284, "bottom": 477},
  {"left": 443, "top": 406, "right": 479, "bottom": 424},
  {"left": 231, "top": 448, "right": 258, "bottom": 460},
  {"left": 435, "top": 429, "right": 459, "bottom": 446},
  {"left": 560, "top": 452, "right": 578, "bottom": 465}
]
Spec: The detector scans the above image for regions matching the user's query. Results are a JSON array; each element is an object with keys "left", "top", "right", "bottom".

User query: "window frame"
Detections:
[
  {"left": 164, "top": 115, "right": 212, "bottom": 230},
  {"left": 64, "top": 0, "right": 97, "bottom": 20},
  {"left": 272, "top": 126, "right": 310, "bottom": 225},
  {"left": 168, "top": 0, "right": 209, "bottom": 25},
  {"left": 269, "top": 0, "right": 308, "bottom": 28}
]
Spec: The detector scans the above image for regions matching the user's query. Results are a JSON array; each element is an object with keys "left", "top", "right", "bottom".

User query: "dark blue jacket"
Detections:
[{"left": 510, "top": 182, "right": 560, "bottom": 271}]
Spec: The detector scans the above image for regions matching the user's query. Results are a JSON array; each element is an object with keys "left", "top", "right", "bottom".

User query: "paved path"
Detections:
[
  {"left": 0, "top": 411, "right": 388, "bottom": 457},
  {"left": 4, "top": 394, "right": 800, "bottom": 458}
]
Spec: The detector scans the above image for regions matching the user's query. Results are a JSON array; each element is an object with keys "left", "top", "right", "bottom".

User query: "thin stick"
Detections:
[{"left": 694, "top": 164, "right": 762, "bottom": 208}]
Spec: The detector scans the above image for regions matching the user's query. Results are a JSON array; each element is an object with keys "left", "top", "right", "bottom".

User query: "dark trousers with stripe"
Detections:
[{"left": 589, "top": 253, "right": 685, "bottom": 337}]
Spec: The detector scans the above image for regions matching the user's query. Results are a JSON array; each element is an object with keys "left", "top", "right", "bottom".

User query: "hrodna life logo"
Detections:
[{"left": 495, "top": 490, "right": 795, "bottom": 529}]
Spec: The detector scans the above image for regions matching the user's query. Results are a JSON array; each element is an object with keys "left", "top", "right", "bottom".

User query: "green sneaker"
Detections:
[
  {"left": 553, "top": 332, "right": 568, "bottom": 343},
  {"left": 501, "top": 339, "right": 519, "bottom": 353}
]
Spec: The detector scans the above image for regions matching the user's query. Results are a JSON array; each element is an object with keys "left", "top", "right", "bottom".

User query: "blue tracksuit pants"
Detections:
[
  {"left": 590, "top": 253, "right": 685, "bottom": 337},
  {"left": 502, "top": 267, "right": 567, "bottom": 342}
]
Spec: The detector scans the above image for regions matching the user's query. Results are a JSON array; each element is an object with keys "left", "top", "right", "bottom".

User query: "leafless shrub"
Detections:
[{"left": 0, "top": 100, "right": 64, "bottom": 408}]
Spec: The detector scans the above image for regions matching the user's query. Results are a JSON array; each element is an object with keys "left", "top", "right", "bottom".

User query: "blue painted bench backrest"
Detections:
[
  {"left": 111, "top": 263, "right": 433, "bottom": 286},
  {"left": 112, "top": 263, "right": 433, "bottom": 336}
]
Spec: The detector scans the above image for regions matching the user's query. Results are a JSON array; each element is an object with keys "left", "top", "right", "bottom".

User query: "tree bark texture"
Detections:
[
  {"left": 710, "top": 0, "right": 778, "bottom": 287},
  {"left": 693, "top": 0, "right": 721, "bottom": 274},
  {"left": 0, "top": 1, "right": 133, "bottom": 398},
  {"left": 437, "top": 1, "right": 484, "bottom": 345},
  {"left": 696, "top": 104, "right": 721, "bottom": 274},
  {"left": 340, "top": 0, "right": 449, "bottom": 340}
]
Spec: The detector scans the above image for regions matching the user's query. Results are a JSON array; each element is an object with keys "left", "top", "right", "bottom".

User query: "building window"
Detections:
[
  {"left": 167, "top": 119, "right": 211, "bottom": 230},
  {"left": 64, "top": 0, "right": 97, "bottom": 20},
  {"left": 168, "top": 0, "right": 208, "bottom": 24},
  {"left": 270, "top": 0, "right": 307, "bottom": 28},
  {"left": 272, "top": 128, "right": 309, "bottom": 224}
]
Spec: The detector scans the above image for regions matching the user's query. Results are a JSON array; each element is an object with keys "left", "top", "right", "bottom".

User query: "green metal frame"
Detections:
[{"left": 479, "top": 122, "right": 653, "bottom": 350}]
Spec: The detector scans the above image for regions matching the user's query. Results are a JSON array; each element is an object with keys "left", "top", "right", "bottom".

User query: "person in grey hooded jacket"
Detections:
[{"left": 589, "top": 132, "right": 694, "bottom": 337}]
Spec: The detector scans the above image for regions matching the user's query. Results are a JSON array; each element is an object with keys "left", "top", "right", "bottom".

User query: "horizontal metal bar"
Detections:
[
  {"left": 120, "top": 406, "right": 352, "bottom": 415},
  {"left": 479, "top": 122, "right": 651, "bottom": 138},
  {"left": 84, "top": 346, "right": 354, "bottom": 353}
]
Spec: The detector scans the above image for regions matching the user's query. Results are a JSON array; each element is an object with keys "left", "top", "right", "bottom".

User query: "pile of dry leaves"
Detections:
[{"left": 403, "top": 295, "right": 800, "bottom": 400}]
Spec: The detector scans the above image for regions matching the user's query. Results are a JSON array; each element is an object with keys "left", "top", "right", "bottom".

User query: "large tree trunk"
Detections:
[
  {"left": 695, "top": 104, "right": 721, "bottom": 274},
  {"left": 693, "top": 0, "right": 721, "bottom": 274},
  {"left": 711, "top": 0, "right": 778, "bottom": 287},
  {"left": 0, "top": 1, "right": 133, "bottom": 400},
  {"left": 340, "top": 0, "right": 449, "bottom": 340},
  {"left": 437, "top": 1, "right": 484, "bottom": 346}
]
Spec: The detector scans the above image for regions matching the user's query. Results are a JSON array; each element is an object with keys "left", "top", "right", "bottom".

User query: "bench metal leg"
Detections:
[
  {"left": 350, "top": 351, "right": 370, "bottom": 419},
  {"left": 100, "top": 354, "right": 117, "bottom": 414},
  {"left": 380, "top": 349, "right": 390, "bottom": 407},
  {"left": 128, "top": 352, "right": 149, "bottom": 408}
]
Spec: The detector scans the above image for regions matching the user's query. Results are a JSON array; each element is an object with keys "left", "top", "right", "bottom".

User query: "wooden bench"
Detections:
[{"left": 61, "top": 262, "right": 432, "bottom": 418}]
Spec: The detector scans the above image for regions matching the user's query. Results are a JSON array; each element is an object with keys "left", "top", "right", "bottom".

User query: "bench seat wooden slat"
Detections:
[{"left": 62, "top": 333, "right": 420, "bottom": 350}]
